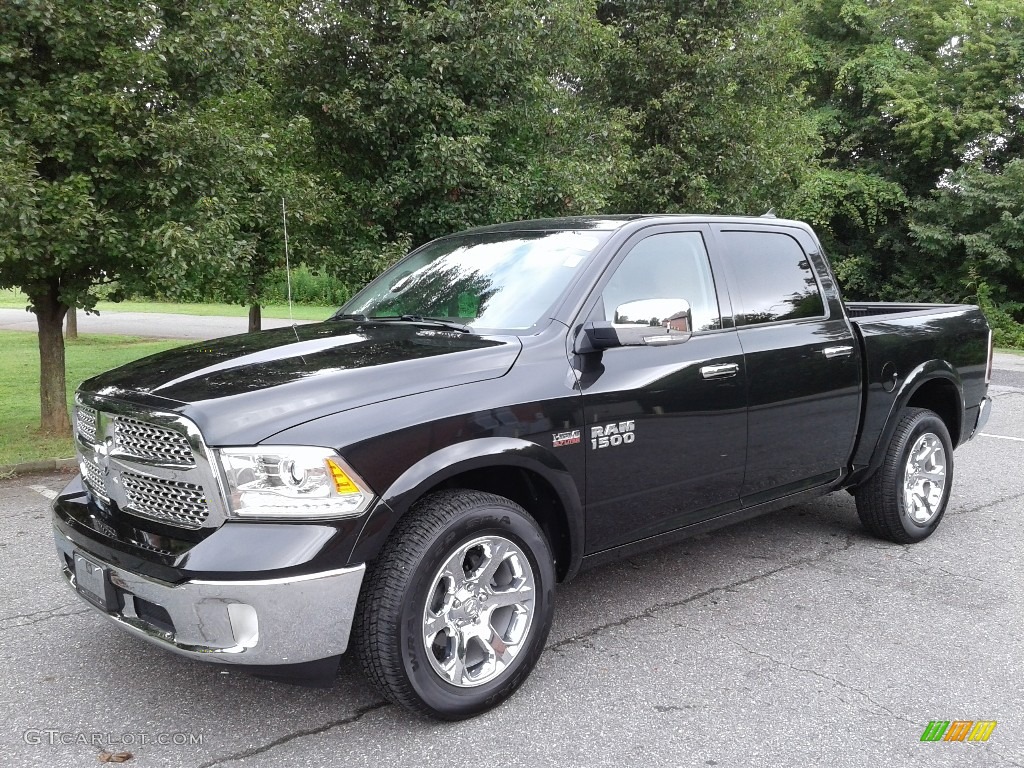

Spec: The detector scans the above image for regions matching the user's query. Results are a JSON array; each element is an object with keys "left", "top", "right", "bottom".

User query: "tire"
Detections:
[
  {"left": 855, "top": 407, "right": 954, "bottom": 543},
  {"left": 353, "top": 489, "right": 555, "bottom": 720}
]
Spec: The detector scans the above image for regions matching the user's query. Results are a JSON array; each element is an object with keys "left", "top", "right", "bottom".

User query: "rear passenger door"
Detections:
[{"left": 713, "top": 225, "right": 861, "bottom": 502}]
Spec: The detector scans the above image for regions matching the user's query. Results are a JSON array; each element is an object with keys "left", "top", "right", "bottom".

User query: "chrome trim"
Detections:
[
  {"left": 970, "top": 396, "right": 992, "bottom": 440},
  {"left": 80, "top": 455, "right": 109, "bottom": 502},
  {"left": 73, "top": 392, "right": 229, "bottom": 530},
  {"left": 822, "top": 345, "right": 854, "bottom": 359},
  {"left": 114, "top": 415, "right": 196, "bottom": 467},
  {"left": 644, "top": 333, "right": 691, "bottom": 346},
  {"left": 55, "top": 529, "right": 365, "bottom": 664},
  {"left": 121, "top": 470, "right": 209, "bottom": 528},
  {"left": 75, "top": 405, "right": 98, "bottom": 443},
  {"left": 700, "top": 363, "right": 739, "bottom": 380}
]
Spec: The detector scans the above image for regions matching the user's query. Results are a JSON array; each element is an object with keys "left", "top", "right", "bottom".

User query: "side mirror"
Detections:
[{"left": 576, "top": 299, "right": 692, "bottom": 352}]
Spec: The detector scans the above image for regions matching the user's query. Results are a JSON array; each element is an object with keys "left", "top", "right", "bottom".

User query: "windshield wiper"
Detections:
[
  {"left": 329, "top": 313, "right": 368, "bottom": 322},
  {"left": 374, "top": 315, "right": 472, "bottom": 333}
]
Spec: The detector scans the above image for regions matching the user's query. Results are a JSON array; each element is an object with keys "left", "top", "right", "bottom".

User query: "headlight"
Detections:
[{"left": 217, "top": 446, "right": 373, "bottom": 520}]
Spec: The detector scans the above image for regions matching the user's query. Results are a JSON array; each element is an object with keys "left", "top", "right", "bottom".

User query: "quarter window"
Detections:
[{"left": 720, "top": 231, "right": 824, "bottom": 325}]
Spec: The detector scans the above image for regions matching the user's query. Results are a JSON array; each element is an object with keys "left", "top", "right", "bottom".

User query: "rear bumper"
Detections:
[
  {"left": 968, "top": 396, "right": 992, "bottom": 440},
  {"left": 54, "top": 526, "right": 365, "bottom": 665}
]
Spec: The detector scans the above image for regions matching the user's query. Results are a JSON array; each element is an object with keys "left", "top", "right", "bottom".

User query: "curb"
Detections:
[{"left": 0, "top": 457, "right": 77, "bottom": 477}]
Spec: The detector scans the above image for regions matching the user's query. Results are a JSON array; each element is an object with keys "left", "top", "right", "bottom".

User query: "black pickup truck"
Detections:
[{"left": 53, "top": 215, "right": 992, "bottom": 719}]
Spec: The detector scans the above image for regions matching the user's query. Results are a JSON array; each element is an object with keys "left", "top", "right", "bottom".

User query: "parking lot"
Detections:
[{"left": 2, "top": 369, "right": 1021, "bottom": 768}]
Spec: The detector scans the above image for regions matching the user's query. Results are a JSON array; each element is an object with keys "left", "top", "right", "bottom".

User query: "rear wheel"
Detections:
[
  {"left": 354, "top": 489, "right": 555, "bottom": 719},
  {"left": 856, "top": 407, "right": 954, "bottom": 543}
]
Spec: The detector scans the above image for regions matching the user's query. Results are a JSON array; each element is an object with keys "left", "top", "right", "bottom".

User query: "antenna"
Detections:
[
  {"left": 761, "top": 207, "right": 777, "bottom": 218},
  {"left": 281, "top": 197, "right": 295, "bottom": 327}
]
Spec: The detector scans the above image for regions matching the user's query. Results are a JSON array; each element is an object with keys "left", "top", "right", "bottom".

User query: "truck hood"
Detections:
[{"left": 83, "top": 321, "right": 522, "bottom": 445}]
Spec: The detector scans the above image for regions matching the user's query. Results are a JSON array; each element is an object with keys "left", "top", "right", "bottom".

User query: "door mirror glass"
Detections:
[
  {"left": 613, "top": 298, "right": 692, "bottom": 332},
  {"left": 578, "top": 299, "right": 692, "bottom": 351}
]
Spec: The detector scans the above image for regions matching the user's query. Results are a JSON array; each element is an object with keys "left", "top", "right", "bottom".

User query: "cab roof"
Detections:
[{"left": 462, "top": 214, "right": 810, "bottom": 234}]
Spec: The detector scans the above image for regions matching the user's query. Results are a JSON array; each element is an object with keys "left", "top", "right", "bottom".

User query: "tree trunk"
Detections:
[
  {"left": 248, "top": 302, "right": 261, "bottom": 333},
  {"left": 33, "top": 282, "right": 71, "bottom": 436},
  {"left": 65, "top": 306, "right": 78, "bottom": 339}
]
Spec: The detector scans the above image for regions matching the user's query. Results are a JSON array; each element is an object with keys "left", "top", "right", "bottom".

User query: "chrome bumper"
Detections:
[
  {"left": 54, "top": 528, "right": 365, "bottom": 665},
  {"left": 969, "top": 396, "right": 992, "bottom": 440}
]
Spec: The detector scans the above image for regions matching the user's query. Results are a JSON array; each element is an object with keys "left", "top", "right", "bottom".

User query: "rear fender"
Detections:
[{"left": 852, "top": 359, "right": 963, "bottom": 486}]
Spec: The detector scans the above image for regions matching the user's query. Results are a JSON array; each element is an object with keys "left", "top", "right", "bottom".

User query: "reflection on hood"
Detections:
[{"left": 85, "top": 321, "right": 522, "bottom": 444}]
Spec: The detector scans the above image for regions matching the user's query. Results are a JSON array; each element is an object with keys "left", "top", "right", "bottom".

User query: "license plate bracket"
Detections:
[{"left": 73, "top": 552, "right": 117, "bottom": 612}]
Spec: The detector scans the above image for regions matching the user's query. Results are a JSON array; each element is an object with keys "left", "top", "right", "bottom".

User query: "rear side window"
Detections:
[{"left": 720, "top": 231, "right": 825, "bottom": 325}]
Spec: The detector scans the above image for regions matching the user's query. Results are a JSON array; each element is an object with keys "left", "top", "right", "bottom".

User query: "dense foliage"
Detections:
[
  {"left": 1, "top": 0, "right": 1022, "bottom": 432},
  {"left": 288, "top": 0, "right": 626, "bottom": 245},
  {"left": 789, "top": 0, "right": 1024, "bottom": 329},
  {"left": 0, "top": 0, "right": 289, "bottom": 431},
  {"left": 594, "top": 0, "right": 819, "bottom": 214}
]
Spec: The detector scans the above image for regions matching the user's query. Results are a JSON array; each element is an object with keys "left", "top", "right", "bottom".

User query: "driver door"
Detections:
[{"left": 576, "top": 227, "right": 747, "bottom": 553}]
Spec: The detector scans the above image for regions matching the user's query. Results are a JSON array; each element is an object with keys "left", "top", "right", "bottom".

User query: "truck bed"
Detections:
[
  {"left": 846, "top": 302, "right": 990, "bottom": 473},
  {"left": 845, "top": 301, "right": 968, "bottom": 319}
]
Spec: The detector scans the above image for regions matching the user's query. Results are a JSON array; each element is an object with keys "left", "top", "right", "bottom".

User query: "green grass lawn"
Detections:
[
  {"left": 0, "top": 288, "right": 333, "bottom": 322},
  {"left": 0, "top": 331, "right": 186, "bottom": 468}
]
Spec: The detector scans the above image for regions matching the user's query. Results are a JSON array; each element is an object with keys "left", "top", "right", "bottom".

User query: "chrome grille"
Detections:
[
  {"left": 121, "top": 471, "right": 209, "bottom": 529},
  {"left": 81, "top": 457, "right": 108, "bottom": 501},
  {"left": 115, "top": 416, "right": 195, "bottom": 466},
  {"left": 73, "top": 396, "right": 225, "bottom": 531},
  {"left": 128, "top": 538, "right": 176, "bottom": 557},
  {"left": 76, "top": 406, "right": 98, "bottom": 442}
]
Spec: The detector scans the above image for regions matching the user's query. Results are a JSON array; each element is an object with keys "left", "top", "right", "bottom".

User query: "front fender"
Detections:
[{"left": 346, "top": 437, "right": 584, "bottom": 580}]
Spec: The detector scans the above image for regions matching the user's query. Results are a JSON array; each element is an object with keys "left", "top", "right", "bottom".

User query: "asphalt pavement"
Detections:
[{"left": 0, "top": 368, "right": 1021, "bottom": 767}]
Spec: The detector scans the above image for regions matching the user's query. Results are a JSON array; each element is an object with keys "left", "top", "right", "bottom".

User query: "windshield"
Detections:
[{"left": 339, "top": 230, "right": 609, "bottom": 332}]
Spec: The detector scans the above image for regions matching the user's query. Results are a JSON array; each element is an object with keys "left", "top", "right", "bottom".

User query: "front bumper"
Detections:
[{"left": 54, "top": 527, "right": 365, "bottom": 665}]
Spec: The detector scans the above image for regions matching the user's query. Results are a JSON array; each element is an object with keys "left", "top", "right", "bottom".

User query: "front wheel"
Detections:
[
  {"left": 354, "top": 489, "right": 555, "bottom": 719},
  {"left": 855, "top": 407, "right": 954, "bottom": 543}
]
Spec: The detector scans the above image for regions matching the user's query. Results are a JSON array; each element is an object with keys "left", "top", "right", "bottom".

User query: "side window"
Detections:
[
  {"left": 720, "top": 231, "right": 825, "bottom": 325},
  {"left": 601, "top": 232, "right": 722, "bottom": 333}
]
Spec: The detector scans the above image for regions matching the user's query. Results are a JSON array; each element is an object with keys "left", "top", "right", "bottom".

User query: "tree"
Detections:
[
  {"left": 910, "top": 159, "right": 1024, "bottom": 346},
  {"left": 592, "top": 0, "right": 819, "bottom": 214},
  {"left": 0, "top": 0, "right": 278, "bottom": 433},
  {"left": 112, "top": 2, "right": 346, "bottom": 333},
  {"left": 128, "top": 83, "right": 336, "bottom": 332},
  {"left": 792, "top": 0, "right": 1024, "bottom": 310},
  {"left": 288, "top": 0, "right": 627, "bottom": 260}
]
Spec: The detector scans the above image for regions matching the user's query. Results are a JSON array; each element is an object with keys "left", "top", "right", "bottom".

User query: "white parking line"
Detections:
[
  {"left": 979, "top": 433, "right": 1024, "bottom": 443},
  {"left": 28, "top": 485, "right": 58, "bottom": 500}
]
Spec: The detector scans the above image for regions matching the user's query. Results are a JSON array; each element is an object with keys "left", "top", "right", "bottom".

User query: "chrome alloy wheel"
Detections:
[
  {"left": 903, "top": 432, "right": 947, "bottom": 525},
  {"left": 422, "top": 535, "right": 536, "bottom": 688}
]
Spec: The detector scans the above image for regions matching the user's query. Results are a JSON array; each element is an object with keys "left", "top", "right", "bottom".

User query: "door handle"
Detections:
[
  {"left": 822, "top": 345, "right": 854, "bottom": 359},
  {"left": 700, "top": 363, "right": 739, "bottom": 380}
]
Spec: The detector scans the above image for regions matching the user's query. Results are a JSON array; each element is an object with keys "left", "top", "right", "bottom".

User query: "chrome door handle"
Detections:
[
  {"left": 700, "top": 363, "right": 739, "bottom": 380},
  {"left": 822, "top": 345, "right": 854, "bottom": 359}
]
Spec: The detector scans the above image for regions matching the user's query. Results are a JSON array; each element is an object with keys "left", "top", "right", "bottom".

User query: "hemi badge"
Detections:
[{"left": 552, "top": 429, "right": 581, "bottom": 448}]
